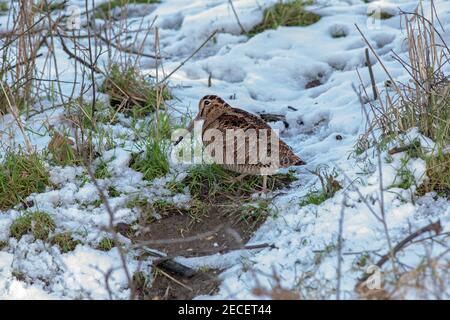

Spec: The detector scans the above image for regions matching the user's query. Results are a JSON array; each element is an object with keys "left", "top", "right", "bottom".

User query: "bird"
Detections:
[{"left": 177, "top": 95, "right": 306, "bottom": 192}]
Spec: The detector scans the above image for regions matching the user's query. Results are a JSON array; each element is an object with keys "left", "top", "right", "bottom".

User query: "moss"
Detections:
[
  {"left": 10, "top": 211, "right": 56, "bottom": 241},
  {"left": 50, "top": 232, "right": 81, "bottom": 253},
  {"left": 248, "top": 0, "right": 320, "bottom": 36},
  {"left": 0, "top": 152, "right": 50, "bottom": 210}
]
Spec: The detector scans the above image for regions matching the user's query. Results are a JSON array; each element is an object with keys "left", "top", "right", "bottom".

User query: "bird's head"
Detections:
[
  {"left": 174, "top": 95, "right": 229, "bottom": 146},
  {"left": 197, "top": 95, "right": 228, "bottom": 120}
]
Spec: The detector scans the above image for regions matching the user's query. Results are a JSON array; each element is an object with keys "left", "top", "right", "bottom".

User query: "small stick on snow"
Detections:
[
  {"left": 229, "top": 0, "right": 246, "bottom": 34},
  {"left": 158, "top": 30, "right": 218, "bottom": 85}
]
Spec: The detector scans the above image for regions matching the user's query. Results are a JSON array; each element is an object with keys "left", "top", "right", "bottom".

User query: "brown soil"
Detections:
[{"left": 118, "top": 174, "right": 296, "bottom": 300}]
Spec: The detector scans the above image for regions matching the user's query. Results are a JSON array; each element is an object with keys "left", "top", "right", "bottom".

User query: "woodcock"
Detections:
[{"left": 177, "top": 95, "right": 306, "bottom": 192}]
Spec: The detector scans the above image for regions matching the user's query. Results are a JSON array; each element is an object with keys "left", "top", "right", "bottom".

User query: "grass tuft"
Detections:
[
  {"left": 47, "top": 131, "right": 85, "bottom": 166},
  {"left": 248, "top": 0, "right": 320, "bottom": 36},
  {"left": 0, "top": 151, "right": 50, "bottom": 211},
  {"left": 0, "top": 2, "right": 8, "bottom": 12},
  {"left": 0, "top": 240, "right": 7, "bottom": 250},
  {"left": 183, "top": 164, "right": 297, "bottom": 199},
  {"left": 417, "top": 153, "right": 450, "bottom": 198},
  {"left": 130, "top": 141, "right": 170, "bottom": 181},
  {"left": 94, "top": 161, "right": 112, "bottom": 179},
  {"left": 100, "top": 64, "right": 170, "bottom": 116},
  {"left": 368, "top": 10, "right": 394, "bottom": 20},
  {"left": 50, "top": 232, "right": 82, "bottom": 253},
  {"left": 300, "top": 166, "right": 341, "bottom": 206},
  {"left": 357, "top": 8, "right": 449, "bottom": 198},
  {"left": 10, "top": 211, "right": 56, "bottom": 241}
]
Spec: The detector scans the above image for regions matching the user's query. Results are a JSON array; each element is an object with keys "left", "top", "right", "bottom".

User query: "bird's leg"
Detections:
[
  {"left": 252, "top": 175, "right": 268, "bottom": 195},
  {"left": 262, "top": 175, "right": 268, "bottom": 193}
]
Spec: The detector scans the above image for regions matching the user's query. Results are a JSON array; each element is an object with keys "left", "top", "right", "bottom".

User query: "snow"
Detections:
[{"left": 0, "top": 0, "right": 449, "bottom": 299}]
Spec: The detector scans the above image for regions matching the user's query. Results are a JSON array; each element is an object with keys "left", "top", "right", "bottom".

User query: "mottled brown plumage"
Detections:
[{"left": 185, "top": 95, "right": 306, "bottom": 191}]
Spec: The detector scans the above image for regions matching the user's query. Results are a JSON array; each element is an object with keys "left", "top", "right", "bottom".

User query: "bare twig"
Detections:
[
  {"left": 356, "top": 221, "right": 442, "bottom": 290},
  {"left": 158, "top": 30, "right": 218, "bottom": 85}
]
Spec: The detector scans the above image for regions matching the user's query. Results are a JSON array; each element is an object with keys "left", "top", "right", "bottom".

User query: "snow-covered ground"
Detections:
[{"left": 0, "top": 0, "right": 449, "bottom": 299}]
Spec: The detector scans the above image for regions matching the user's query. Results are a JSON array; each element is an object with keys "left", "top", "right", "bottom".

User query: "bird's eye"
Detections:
[{"left": 204, "top": 100, "right": 211, "bottom": 106}]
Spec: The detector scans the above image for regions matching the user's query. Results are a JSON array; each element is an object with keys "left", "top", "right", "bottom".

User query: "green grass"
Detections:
[
  {"left": 50, "top": 232, "right": 82, "bottom": 253},
  {"left": 165, "top": 178, "right": 186, "bottom": 195},
  {"left": 47, "top": 131, "right": 84, "bottom": 166},
  {"left": 0, "top": 240, "right": 7, "bottom": 250},
  {"left": 10, "top": 211, "right": 56, "bottom": 241},
  {"left": 100, "top": 64, "right": 170, "bottom": 116},
  {"left": 95, "top": 0, "right": 160, "bottom": 19},
  {"left": 127, "top": 197, "right": 149, "bottom": 210},
  {"left": 248, "top": 0, "right": 320, "bottom": 36},
  {"left": 0, "top": 151, "right": 50, "bottom": 211},
  {"left": 224, "top": 199, "right": 272, "bottom": 228},
  {"left": 107, "top": 186, "right": 121, "bottom": 197},
  {"left": 299, "top": 166, "right": 341, "bottom": 207},
  {"left": 299, "top": 190, "right": 331, "bottom": 206},
  {"left": 97, "top": 237, "right": 114, "bottom": 251},
  {"left": 0, "top": 2, "right": 8, "bottom": 12},
  {"left": 368, "top": 10, "right": 394, "bottom": 20},
  {"left": 130, "top": 141, "right": 170, "bottom": 181},
  {"left": 418, "top": 153, "right": 450, "bottom": 198},
  {"left": 183, "top": 164, "right": 297, "bottom": 199},
  {"left": 391, "top": 157, "right": 415, "bottom": 190},
  {"left": 38, "top": 0, "right": 66, "bottom": 12},
  {"left": 94, "top": 161, "right": 112, "bottom": 179},
  {"left": 182, "top": 164, "right": 259, "bottom": 198}
]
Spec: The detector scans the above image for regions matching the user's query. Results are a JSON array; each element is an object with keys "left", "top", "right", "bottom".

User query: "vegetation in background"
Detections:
[
  {"left": 10, "top": 212, "right": 56, "bottom": 241},
  {"left": 47, "top": 131, "right": 85, "bottom": 166},
  {"left": 95, "top": 0, "right": 160, "bottom": 19},
  {"left": 183, "top": 164, "right": 297, "bottom": 199},
  {"left": 368, "top": 9, "right": 395, "bottom": 20},
  {"left": 0, "top": 240, "right": 7, "bottom": 250},
  {"left": 0, "top": 151, "right": 50, "bottom": 211},
  {"left": 130, "top": 140, "right": 170, "bottom": 181},
  {"left": 94, "top": 161, "right": 112, "bottom": 179},
  {"left": 390, "top": 157, "right": 415, "bottom": 190},
  {"left": 357, "top": 8, "right": 449, "bottom": 198},
  {"left": 50, "top": 232, "right": 82, "bottom": 253},
  {"left": 299, "top": 166, "right": 341, "bottom": 206},
  {"left": 248, "top": 0, "right": 320, "bottom": 36},
  {"left": 97, "top": 237, "right": 115, "bottom": 251},
  {"left": 0, "top": 2, "right": 8, "bottom": 12}
]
